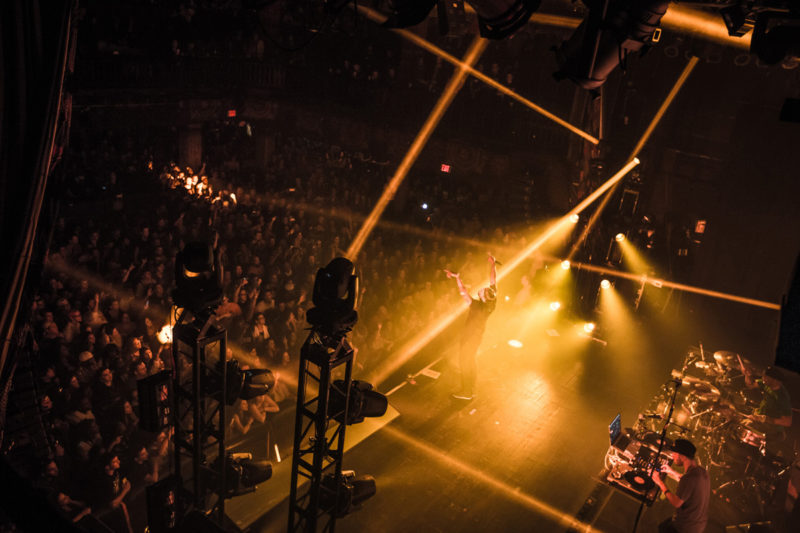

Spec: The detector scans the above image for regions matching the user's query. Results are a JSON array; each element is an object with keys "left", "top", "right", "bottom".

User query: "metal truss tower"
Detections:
[
  {"left": 171, "top": 312, "right": 228, "bottom": 525},
  {"left": 288, "top": 328, "right": 354, "bottom": 533}
]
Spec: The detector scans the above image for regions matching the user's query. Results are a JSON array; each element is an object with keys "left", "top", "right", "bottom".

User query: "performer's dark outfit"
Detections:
[
  {"left": 445, "top": 253, "right": 497, "bottom": 400},
  {"left": 459, "top": 291, "right": 496, "bottom": 397},
  {"left": 756, "top": 378, "right": 793, "bottom": 421},
  {"left": 652, "top": 439, "right": 710, "bottom": 533},
  {"left": 662, "top": 465, "right": 710, "bottom": 533}
]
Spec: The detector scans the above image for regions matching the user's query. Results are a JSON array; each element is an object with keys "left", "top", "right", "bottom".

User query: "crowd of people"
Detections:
[{"left": 10, "top": 100, "right": 553, "bottom": 531}]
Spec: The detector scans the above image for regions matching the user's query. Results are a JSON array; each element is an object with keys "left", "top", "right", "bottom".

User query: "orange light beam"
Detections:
[
  {"left": 567, "top": 260, "right": 780, "bottom": 311},
  {"left": 629, "top": 56, "right": 700, "bottom": 160},
  {"left": 662, "top": 5, "right": 752, "bottom": 50},
  {"left": 569, "top": 56, "right": 699, "bottom": 260},
  {"left": 371, "top": 158, "right": 640, "bottom": 386},
  {"left": 357, "top": 5, "right": 599, "bottom": 145},
  {"left": 346, "top": 36, "right": 488, "bottom": 260},
  {"left": 503, "top": 4, "right": 753, "bottom": 49},
  {"left": 499, "top": 158, "right": 640, "bottom": 282},
  {"left": 259, "top": 192, "right": 491, "bottom": 252},
  {"left": 381, "top": 425, "right": 599, "bottom": 533},
  {"left": 617, "top": 238, "right": 653, "bottom": 276}
]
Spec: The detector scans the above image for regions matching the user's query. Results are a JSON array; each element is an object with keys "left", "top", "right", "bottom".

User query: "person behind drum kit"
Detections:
[
  {"left": 650, "top": 439, "right": 710, "bottom": 533},
  {"left": 741, "top": 365, "right": 793, "bottom": 445}
]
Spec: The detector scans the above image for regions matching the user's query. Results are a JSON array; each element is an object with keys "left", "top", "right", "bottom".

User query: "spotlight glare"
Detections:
[
  {"left": 549, "top": 301, "right": 561, "bottom": 311},
  {"left": 583, "top": 322, "right": 596, "bottom": 333},
  {"left": 504, "top": 295, "right": 510, "bottom": 302},
  {"left": 569, "top": 214, "right": 579, "bottom": 224},
  {"left": 615, "top": 233, "right": 625, "bottom": 242},
  {"left": 508, "top": 339, "right": 523, "bottom": 349},
  {"left": 157, "top": 324, "right": 173, "bottom": 344},
  {"left": 600, "top": 279, "right": 611, "bottom": 290},
  {"left": 560, "top": 260, "right": 571, "bottom": 270},
  {"left": 421, "top": 203, "right": 428, "bottom": 210}
]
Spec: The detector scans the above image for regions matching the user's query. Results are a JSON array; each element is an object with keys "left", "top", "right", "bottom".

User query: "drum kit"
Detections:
[{"left": 636, "top": 348, "right": 795, "bottom": 515}]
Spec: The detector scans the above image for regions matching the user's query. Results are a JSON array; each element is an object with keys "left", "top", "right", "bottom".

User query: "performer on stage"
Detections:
[
  {"left": 742, "top": 365, "right": 793, "bottom": 430},
  {"left": 650, "top": 438, "right": 710, "bottom": 533},
  {"left": 740, "top": 363, "right": 795, "bottom": 459},
  {"left": 445, "top": 253, "right": 497, "bottom": 401}
]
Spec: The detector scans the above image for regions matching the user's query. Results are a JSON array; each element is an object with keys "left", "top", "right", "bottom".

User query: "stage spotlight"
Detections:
[
  {"left": 307, "top": 257, "right": 359, "bottom": 333},
  {"left": 561, "top": 260, "right": 571, "bottom": 270},
  {"left": 330, "top": 380, "right": 388, "bottom": 425},
  {"left": 600, "top": 279, "right": 611, "bottom": 290},
  {"left": 550, "top": 301, "right": 562, "bottom": 311},
  {"left": 172, "top": 242, "right": 223, "bottom": 312},
  {"left": 750, "top": 12, "right": 800, "bottom": 65},
  {"left": 615, "top": 233, "right": 626, "bottom": 242},
  {"left": 156, "top": 324, "right": 173, "bottom": 345},
  {"left": 215, "top": 452, "right": 272, "bottom": 498},
  {"left": 583, "top": 322, "right": 596, "bottom": 333},
  {"left": 421, "top": 203, "right": 429, "bottom": 210},
  {"left": 473, "top": 0, "right": 543, "bottom": 39},
  {"left": 320, "top": 470, "right": 377, "bottom": 518},
  {"left": 223, "top": 359, "right": 275, "bottom": 405},
  {"left": 384, "top": 0, "right": 541, "bottom": 40},
  {"left": 508, "top": 339, "right": 523, "bottom": 348},
  {"left": 569, "top": 214, "right": 580, "bottom": 224},
  {"left": 553, "top": 0, "right": 669, "bottom": 91}
]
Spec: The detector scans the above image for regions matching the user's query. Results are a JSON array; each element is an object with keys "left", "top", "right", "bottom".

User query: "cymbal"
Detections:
[
  {"left": 713, "top": 351, "right": 740, "bottom": 367},
  {"left": 679, "top": 374, "right": 720, "bottom": 393},
  {"left": 713, "top": 350, "right": 757, "bottom": 370},
  {"left": 692, "top": 389, "right": 721, "bottom": 402}
]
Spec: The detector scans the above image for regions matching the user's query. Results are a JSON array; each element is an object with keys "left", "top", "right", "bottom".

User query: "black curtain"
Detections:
[{"left": 0, "top": 0, "right": 73, "bottom": 426}]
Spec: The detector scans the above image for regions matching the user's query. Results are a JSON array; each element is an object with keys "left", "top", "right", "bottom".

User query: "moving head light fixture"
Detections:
[
  {"left": 223, "top": 359, "right": 275, "bottom": 405},
  {"left": 307, "top": 257, "right": 360, "bottom": 334},
  {"left": 213, "top": 452, "right": 273, "bottom": 498},
  {"left": 329, "top": 379, "right": 389, "bottom": 425},
  {"left": 320, "top": 470, "right": 377, "bottom": 518},
  {"left": 714, "top": 1, "right": 800, "bottom": 64},
  {"left": 173, "top": 242, "right": 223, "bottom": 313},
  {"left": 750, "top": 10, "right": 800, "bottom": 65},
  {"left": 384, "top": 0, "right": 541, "bottom": 39},
  {"left": 553, "top": 0, "right": 669, "bottom": 92}
]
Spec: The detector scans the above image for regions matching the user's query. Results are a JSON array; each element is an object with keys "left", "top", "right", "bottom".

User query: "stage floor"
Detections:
[{"left": 240, "top": 305, "right": 798, "bottom": 533}]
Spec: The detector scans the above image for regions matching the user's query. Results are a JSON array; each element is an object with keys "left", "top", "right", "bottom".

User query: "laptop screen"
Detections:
[{"left": 609, "top": 413, "right": 621, "bottom": 446}]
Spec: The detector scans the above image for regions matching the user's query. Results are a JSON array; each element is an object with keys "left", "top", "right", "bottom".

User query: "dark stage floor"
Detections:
[{"left": 241, "top": 296, "right": 798, "bottom": 533}]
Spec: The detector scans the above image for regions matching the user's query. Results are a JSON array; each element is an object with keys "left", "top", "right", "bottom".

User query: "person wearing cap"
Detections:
[
  {"left": 445, "top": 253, "right": 497, "bottom": 401},
  {"left": 650, "top": 438, "right": 710, "bottom": 533}
]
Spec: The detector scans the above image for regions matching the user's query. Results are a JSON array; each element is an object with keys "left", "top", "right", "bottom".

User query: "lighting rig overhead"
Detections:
[
  {"left": 377, "top": 0, "right": 672, "bottom": 91},
  {"left": 682, "top": 1, "right": 800, "bottom": 65}
]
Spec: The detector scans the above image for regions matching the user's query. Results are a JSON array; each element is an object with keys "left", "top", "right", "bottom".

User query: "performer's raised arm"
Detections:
[
  {"left": 487, "top": 253, "right": 497, "bottom": 289},
  {"left": 444, "top": 270, "right": 472, "bottom": 305}
]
